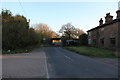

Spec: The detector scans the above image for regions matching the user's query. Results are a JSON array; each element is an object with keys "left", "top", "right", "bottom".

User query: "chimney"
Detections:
[
  {"left": 118, "top": 1, "right": 120, "bottom": 10},
  {"left": 116, "top": 10, "right": 120, "bottom": 19},
  {"left": 116, "top": 1, "right": 120, "bottom": 19},
  {"left": 105, "top": 13, "right": 113, "bottom": 22},
  {"left": 99, "top": 18, "right": 103, "bottom": 25}
]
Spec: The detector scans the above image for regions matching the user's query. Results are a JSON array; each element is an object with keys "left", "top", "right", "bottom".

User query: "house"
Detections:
[{"left": 87, "top": 10, "right": 120, "bottom": 50}]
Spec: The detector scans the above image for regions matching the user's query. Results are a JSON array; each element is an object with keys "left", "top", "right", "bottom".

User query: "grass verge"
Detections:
[
  {"left": 2, "top": 44, "right": 42, "bottom": 54},
  {"left": 64, "top": 46, "right": 116, "bottom": 58}
]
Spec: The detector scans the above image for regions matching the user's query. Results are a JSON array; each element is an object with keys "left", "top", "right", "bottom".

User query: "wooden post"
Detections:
[{"left": 116, "top": 20, "right": 120, "bottom": 57}]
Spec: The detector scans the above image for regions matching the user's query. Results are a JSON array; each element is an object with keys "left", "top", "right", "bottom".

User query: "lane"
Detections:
[
  {"left": 2, "top": 48, "right": 47, "bottom": 78},
  {"left": 45, "top": 47, "right": 118, "bottom": 78}
]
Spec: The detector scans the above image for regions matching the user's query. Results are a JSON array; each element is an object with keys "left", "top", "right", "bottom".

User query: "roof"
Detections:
[{"left": 87, "top": 18, "right": 120, "bottom": 32}]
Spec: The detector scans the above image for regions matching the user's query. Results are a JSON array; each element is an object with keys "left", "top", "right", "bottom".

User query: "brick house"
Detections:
[{"left": 87, "top": 10, "right": 120, "bottom": 50}]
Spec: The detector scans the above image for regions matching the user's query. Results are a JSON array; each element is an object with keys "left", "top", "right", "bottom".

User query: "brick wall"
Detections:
[{"left": 88, "top": 22, "right": 119, "bottom": 50}]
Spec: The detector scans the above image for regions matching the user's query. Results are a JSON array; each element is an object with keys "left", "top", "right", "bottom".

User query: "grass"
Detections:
[
  {"left": 2, "top": 44, "right": 42, "bottom": 54},
  {"left": 3, "top": 49, "right": 29, "bottom": 54},
  {"left": 65, "top": 46, "right": 116, "bottom": 58}
]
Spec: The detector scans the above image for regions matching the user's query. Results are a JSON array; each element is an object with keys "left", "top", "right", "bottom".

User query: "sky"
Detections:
[{"left": 1, "top": 1, "right": 119, "bottom": 33}]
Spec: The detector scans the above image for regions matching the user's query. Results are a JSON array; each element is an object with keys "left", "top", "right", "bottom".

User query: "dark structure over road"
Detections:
[{"left": 51, "top": 38, "right": 62, "bottom": 46}]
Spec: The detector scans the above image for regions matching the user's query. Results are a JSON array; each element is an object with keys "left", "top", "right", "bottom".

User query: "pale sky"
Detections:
[{"left": 1, "top": 1, "right": 119, "bottom": 33}]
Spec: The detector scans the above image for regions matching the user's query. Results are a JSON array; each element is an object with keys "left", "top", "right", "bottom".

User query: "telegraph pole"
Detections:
[
  {"left": 116, "top": 18, "right": 120, "bottom": 57},
  {"left": 116, "top": 1, "right": 120, "bottom": 57}
]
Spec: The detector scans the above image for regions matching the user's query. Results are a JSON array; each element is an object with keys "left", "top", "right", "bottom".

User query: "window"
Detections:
[
  {"left": 101, "top": 28, "right": 104, "bottom": 31},
  {"left": 89, "top": 32, "right": 91, "bottom": 36},
  {"left": 100, "top": 38, "right": 104, "bottom": 45},
  {"left": 88, "top": 39, "right": 92, "bottom": 45},
  {"left": 100, "top": 28, "right": 104, "bottom": 35},
  {"left": 110, "top": 38, "right": 116, "bottom": 45}
]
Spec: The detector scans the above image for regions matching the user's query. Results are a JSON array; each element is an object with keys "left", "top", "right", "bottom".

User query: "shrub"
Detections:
[{"left": 79, "top": 33, "right": 88, "bottom": 45}]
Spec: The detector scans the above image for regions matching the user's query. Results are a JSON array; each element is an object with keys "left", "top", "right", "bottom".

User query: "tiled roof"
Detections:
[{"left": 87, "top": 18, "right": 120, "bottom": 32}]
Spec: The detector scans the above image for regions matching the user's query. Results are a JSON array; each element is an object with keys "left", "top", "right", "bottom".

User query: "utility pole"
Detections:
[
  {"left": 116, "top": 19, "right": 120, "bottom": 57},
  {"left": 116, "top": 1, "right": 120, "bottom": 57}
]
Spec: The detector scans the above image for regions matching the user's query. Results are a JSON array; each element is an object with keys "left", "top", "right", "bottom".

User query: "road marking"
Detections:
[
  {"left": 43, "top": 50, "right": 50, "bottom": 79},
  {"left": 64, "top": 55, "right": 73, "bottom": 61},
  {"left": 54, "top": 47, "right": 73, "bottom": 61}
]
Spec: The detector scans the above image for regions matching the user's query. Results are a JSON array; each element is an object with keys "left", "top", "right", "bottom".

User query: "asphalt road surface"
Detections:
[
  {"left": 45, "top": 47, "right": 118, "bottom": 78},
  {"left": 2, "top": 47, "right": 118, "bottom": 78}
]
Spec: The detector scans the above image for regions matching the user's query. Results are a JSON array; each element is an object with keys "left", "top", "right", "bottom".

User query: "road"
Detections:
[
  {"left": 2, "top": 47, "right": 118, "bottom": 78},
  {"left": 45, "top": 47, "right": 118, "bottom": 78}
]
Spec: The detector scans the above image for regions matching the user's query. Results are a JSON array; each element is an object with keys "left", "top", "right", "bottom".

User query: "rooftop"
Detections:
[{"left": 87, "top": 18, "right": 120, "bottom": 32}]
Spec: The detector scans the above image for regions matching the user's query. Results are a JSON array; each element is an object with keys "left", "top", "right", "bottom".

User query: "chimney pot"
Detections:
[
  {"left": 116, "top": 10, "right": 120, "bottom": 18},
  {"left": 99, "top": 18, "right": 103, "bottom": 25},
  {"left": 105, "top": 13, "right": 113, "bottom": 22}
]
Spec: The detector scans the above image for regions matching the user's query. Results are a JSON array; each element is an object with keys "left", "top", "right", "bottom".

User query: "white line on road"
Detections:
[
  {"left": 64, "top": 55, "right": 73, "bottom": 61},
  {"left": 43, "top": 49, "right": 50, "bottom": 79}
]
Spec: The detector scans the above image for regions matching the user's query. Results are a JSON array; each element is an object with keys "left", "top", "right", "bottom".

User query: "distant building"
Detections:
[{"left": 87, "top": 10, "right": 120, "bottom": 50}]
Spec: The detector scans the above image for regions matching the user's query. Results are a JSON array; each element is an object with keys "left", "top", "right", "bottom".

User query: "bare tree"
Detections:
[
  {"left": 75, "top": 28, "right": 85, "bottom": 37},
  {"left": 59, "top": 23, "right": 84, "bottom": 39},
  {"left": 33, "top": 23, "right": 57, "bottom": 38}
]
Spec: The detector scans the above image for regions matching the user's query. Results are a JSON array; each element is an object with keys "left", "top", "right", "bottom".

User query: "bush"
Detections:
[
  {"left": 79, "top": 34, "right": 88, "bottom": 45},
  {"left": 2, "top": 10, "right": 42, "bottom": 51}
]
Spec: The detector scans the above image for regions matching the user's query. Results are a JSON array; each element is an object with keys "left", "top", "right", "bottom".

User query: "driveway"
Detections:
[{"left": 2, "top": 48, "right": 47, "bottom": 78}]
